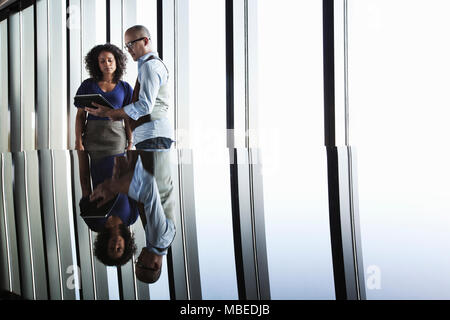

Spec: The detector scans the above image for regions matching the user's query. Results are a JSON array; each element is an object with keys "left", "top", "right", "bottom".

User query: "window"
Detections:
[
  {"left": 188, "top": 0, "right": 238, "bottom": 299},
  {"left": 255, "top": 0, "right": 335, "bottom": 299},
  {"left": 0, "top": 19, "right": 8, "bottom": 152},
  {"left": 122, "top": 0, "right": 158, "bottom": 87},
  {"left": 348, "top": 0, "right": 450, "bottom": 299}
]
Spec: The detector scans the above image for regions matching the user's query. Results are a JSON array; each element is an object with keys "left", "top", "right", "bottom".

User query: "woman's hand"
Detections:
[
  {"left": 124, "top": 118, "right": 134, "bottom": 150},
  {"left": 127, "top": 141, "right": 133, "bottom": 151},
  {"left": 75, "top": 140, "right": 84, "bottom": 151},
  {"left": 75, "top": 108, "right": 87, "bottom": 151}
]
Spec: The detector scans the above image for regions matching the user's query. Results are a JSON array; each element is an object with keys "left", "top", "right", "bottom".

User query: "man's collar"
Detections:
[{"left": 138, "top": 51, "right": 159, "bottom": 68}]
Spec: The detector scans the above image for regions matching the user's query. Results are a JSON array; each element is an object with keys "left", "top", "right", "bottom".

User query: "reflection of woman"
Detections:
[
  {"left": 78, "top": 151, "right": 138, "bottom": 266},
  {"left": 75, "top": 44, "right": 134, "bottom": 151},
  {"left": 90, "top": 151, "right": 176, "bottom": 284}
]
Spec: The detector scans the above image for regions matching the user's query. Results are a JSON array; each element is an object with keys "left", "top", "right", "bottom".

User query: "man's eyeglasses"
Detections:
[{"left": 124, "top": 37, "right": 147, "bottom": 50}]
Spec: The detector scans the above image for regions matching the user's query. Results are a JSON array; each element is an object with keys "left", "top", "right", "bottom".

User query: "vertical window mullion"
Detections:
[{"left": 324, "top": 0, "right": 365, "bottom": 300}]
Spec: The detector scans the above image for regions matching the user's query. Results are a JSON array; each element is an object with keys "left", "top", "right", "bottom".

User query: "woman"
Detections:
[{"left": 75, "top": 44, "right": 134, "bottom": 151}]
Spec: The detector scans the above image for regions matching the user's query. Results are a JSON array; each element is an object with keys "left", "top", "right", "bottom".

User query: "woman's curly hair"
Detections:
[
  {"left": 84, "top": 43, "right": 127, "bottom": 83},
  {"left": 94, "top": 224, "right": 137, "bottom": 266}
]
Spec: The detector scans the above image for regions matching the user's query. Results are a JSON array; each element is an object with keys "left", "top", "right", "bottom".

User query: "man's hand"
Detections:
[
  {"left": 84, "top": 102, "right": 111, "bottom": 118},
  {"left": 90, "top": 180, "right": 115, "bottom": 208},
  {"left": 85, "top": 102, "right": 112, "bottom": 119},
  {"left": 85, "top": 102, "right": 128, "bottom": 121},
  {"left": 90, "top": 156, "right": 134, "bottom": 207}
]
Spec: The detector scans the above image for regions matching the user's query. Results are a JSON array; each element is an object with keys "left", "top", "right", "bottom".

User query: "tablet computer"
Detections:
[
  {"left": 74, "top": 94, "right": 115, "bottom": 109},
  {"left": 79, "top": 194, "right": 119, "bottom": 219}
]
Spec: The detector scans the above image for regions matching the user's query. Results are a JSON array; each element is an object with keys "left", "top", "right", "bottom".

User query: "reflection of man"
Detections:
[
  {"left": 86, "top": 25, "right": 173, "bottom": 150},
  {"left": 90, "top": 152, "right": 175, "bottom": 283}
]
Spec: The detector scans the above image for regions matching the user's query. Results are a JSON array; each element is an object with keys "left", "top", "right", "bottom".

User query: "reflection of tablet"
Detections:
[
  {"left": 79, "top": 195, "right": 119, "bottom": 219},
  {"left": 74, "top": 94, "right": 114, "bottom": 109}
]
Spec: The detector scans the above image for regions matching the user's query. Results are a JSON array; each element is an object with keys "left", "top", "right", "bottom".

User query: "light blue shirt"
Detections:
[
  {"left": 127, "top": 155, "right": 176, "bottom": 255},
  {"left": 123, "top": 52, "right": 173, "bottom": 145}
]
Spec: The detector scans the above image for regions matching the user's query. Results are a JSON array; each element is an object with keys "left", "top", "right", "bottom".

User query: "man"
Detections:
[
  {"left": 90, "top": 152, "right": 175, "bottom": 283},
  {"left": 86, "top": 25, "right": 173, "bottom": 150}
]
